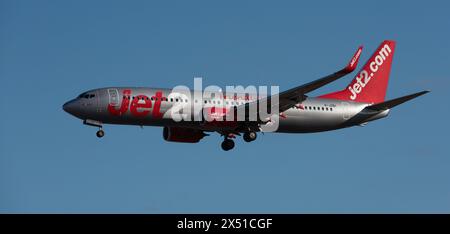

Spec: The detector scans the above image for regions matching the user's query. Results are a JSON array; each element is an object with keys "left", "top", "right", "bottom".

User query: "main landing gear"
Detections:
[
  {"left": 221, "top": 138, "right": 235, "bottom": 151},
  {"left": 221, "top": 131, "right": 257, "bottom": 151},
  {"left": 243, "top": 131, "right": 257, "bottom": 142}
]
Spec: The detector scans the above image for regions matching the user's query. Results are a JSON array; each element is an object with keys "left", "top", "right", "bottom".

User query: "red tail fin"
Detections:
[{"left": 319, "top": 40, "right": 396, "bottom": 103}]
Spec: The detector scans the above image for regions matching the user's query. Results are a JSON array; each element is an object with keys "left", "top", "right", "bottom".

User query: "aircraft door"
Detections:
[
  {"left": 108, "top": 89, "right": 120, "bottom": 107},
  {"left": 341, "top": 102, "right": 351, "bottom": 120},
  {"left": 95, "top": 90, "right": 101, "bottom": 113}
]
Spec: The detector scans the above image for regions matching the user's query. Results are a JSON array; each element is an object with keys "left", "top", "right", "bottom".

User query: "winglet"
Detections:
[
  {"left": 319, "top": 40, "right": 395, "bottom": 103},
  {"left": 344, "top": 46, "right": 363, "bottom": 72}
]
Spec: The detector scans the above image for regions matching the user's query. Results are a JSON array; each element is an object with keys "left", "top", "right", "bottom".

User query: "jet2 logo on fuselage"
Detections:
[{"left": 107, "top": 89, "right": 164, "bottom": 118}]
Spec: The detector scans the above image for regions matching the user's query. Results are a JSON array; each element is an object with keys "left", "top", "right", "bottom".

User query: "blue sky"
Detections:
[{"left": 1, "top": 0, "right": 449, "bottom": 213}]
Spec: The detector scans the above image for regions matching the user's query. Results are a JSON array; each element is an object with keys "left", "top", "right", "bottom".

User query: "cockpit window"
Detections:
[{"left": 78, "top": 93, "right": 96, "bottom": 99}]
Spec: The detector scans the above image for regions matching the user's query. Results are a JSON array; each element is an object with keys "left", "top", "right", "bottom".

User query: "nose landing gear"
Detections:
[
  {"left": 96, "top": 129, "right": 105, "bottom": 138},
  {"left": 84, "top": 119, "right": 104, "bottom": 138}
]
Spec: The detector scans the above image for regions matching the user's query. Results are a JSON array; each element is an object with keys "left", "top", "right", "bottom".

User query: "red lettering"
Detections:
[
  {"left": 130, "top": 95, "right": 152, "bottom": 117},
  {"left": 108, "top": 89, "right": 167, "bottom": 118},
  {"left": 108, "top": 89, "right": 131, "bottom": 116},
  {"left": 151, "top": 91, "right": 164, "bottom": 119}
]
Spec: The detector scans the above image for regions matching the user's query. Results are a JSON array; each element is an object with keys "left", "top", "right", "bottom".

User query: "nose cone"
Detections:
[{"left": 63, "top": 100, "right": 78, "bottom": 116}]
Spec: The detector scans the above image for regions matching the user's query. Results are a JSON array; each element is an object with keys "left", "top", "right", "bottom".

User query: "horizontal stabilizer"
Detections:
[{"left": 366, "top": 90, "right": 429, "bottom": 111}]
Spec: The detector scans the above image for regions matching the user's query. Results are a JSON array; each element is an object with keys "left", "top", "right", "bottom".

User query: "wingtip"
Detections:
[{"left": 345, "top": 45, "right": 363, "bottom": 72}]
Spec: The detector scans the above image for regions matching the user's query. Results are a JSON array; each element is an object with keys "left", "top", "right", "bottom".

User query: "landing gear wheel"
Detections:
[
  {"left": 221, "top": 139, "right": 235, "bottom": 151},
  {"left": 243, "top": 131, "right": 257, "bottom": 142},
  {"left": 96, "top": 129, "right": 105, "bottom": 138}
]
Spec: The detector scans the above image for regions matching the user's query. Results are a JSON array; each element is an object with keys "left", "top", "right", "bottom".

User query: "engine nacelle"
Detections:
[{"left": 162, "top": 127, "right": 206, "bottom": 143}]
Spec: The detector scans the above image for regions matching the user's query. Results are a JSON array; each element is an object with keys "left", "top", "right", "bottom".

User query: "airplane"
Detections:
[{"left": 63, "top": 40, "right": 429, "bottom": 151}]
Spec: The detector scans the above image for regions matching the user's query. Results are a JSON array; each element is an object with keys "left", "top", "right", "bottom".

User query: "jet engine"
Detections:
[{"left": 162, "top": 127, "right": 207, "bottom": 143}]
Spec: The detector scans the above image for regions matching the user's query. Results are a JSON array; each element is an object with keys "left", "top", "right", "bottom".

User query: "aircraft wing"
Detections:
[{"left": 237, "top": 46, "right": 363, "bottom": 119}]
